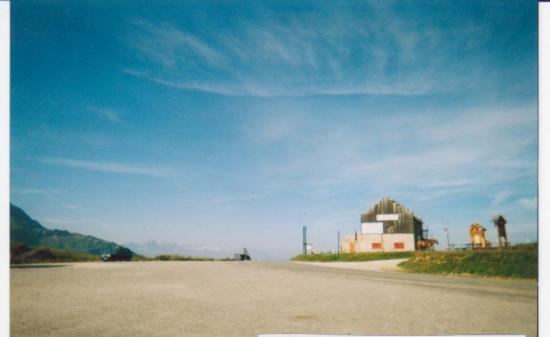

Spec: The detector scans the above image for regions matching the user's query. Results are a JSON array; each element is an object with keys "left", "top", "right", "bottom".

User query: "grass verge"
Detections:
[
  {"left": 146, "top": 254, "right": 215, "bottom": 261},
  {"left": 398, "top": 243, "right": 537, "bottom": 279},
  {"left": 292, "top": 251, "right": 413, "bottom": 262},
  {"left": 132, "top": 254, "right": 226, "bottom": 261}
]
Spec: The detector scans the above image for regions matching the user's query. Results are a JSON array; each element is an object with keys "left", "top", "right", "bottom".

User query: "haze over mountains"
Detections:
[
  {"left": 10, "top": 204, "right": 285, "bottom": 260},
  {"left": 11, "top": 203, "right": 233, "bottom": 259},
  {"left": 123, "top": 240, "right": 234, "bottom": 258}
]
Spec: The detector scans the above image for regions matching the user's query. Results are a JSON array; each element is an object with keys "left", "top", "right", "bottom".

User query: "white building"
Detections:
[{"left": 340, "top": 197, "right": 424, "bottom": 253}]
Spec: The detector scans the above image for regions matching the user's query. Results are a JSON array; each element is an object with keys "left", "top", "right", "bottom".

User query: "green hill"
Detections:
[{"left": 10, "top": 204, "right": 128, "bottom": 256}]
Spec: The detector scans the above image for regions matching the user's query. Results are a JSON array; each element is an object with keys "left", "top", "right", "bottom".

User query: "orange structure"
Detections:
[
  {"left": 416, "top": 239, "right": 439, "bottom": 250},
  {"left": 469, "top": 223, "right": 491, "bottom": 249}
]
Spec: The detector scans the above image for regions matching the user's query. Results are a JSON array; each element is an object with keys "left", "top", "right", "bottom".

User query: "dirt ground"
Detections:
[{"left": 11, "top": 261, "right": 537, "bottom": 337}]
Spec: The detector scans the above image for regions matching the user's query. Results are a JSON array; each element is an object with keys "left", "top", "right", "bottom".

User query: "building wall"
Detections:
[
  {"left": 341, "top": 235, "right": 357, "bottom": 253},
  {"left": 356, "top": 234, "right": 384, "bottom": 252},
  {"left": 340, "top": 233, "right": 415, "bottom": 253},
  {"left": 381, "top": 233, "right": 415, "bottom": 252}
]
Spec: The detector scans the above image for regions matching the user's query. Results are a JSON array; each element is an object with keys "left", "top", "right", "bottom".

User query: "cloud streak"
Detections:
[
  {"left": 39, "top": 157, "right": 173, "bottom": 177},
  {"left": 130, "top": 19, "right": 222, "bottom": 68},
  {"left": 123, "top": 69, "right": 432, "bottom": 97},
  {"left": 123, "top": 2, "right": 536, "bottom": 100},
  {"left": 492, "top": 191, "right": 513, "bottom": 206},
  {"left": 12, "top": 189, "right": 67, "bottom": 195},
  {"left": 516, "top": 197, "right": 537, "bottom": 210},
  {"left": 89, "top": 106, "right": 122, "bottom": 124},
  {"left": 247, "top": 104, "right": 537, "bottom": 209},
  {"left": 124, "top": 10, "right": 486, "bottom": 98}
]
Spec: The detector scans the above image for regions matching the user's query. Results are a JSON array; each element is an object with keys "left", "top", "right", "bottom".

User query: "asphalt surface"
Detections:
[
  {"left": 11, "top": 261, "right": 537, "bottom": 337},
  {"left": 294, "top": 258, "right": 409, "bottom": 272}
]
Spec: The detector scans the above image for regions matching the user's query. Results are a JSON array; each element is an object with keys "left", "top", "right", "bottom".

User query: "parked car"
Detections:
[
  {"left": 234, "top": 248, "right": 251, "bottom": 261},
  {"left": 101, "top": 247, "right": 133, "bottom": 261}
]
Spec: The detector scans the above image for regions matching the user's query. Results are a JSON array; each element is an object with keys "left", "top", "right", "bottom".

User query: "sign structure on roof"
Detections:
[
  {"left": 376, "top": 213, "right": 400, "bottom": 221},
  {"left": 361, "top": 222, "right": 383, "bottom": 234}
]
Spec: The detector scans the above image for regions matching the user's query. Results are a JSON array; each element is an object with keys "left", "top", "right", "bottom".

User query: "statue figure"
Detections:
[{"left": 492, "top": 215, "right": 508, "bottom": 248}]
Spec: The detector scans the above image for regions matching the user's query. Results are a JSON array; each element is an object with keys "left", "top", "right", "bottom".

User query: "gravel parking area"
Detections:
[{"left": 11, "top": 261, "right": 537, "bottom": 337}]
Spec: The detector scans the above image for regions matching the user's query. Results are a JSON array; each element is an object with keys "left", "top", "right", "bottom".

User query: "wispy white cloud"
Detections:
[
  {"left": 122, "top": 1, "right": 531, "bottom": 100},
  {"left": 123, "top": 69, "right": 268, "bottom": 97},
  {"left": 245, "top": 113, "right": 297, "bottom": 143},
  {"left": 130, "top": 19, "right": 222, "bottom": 68},
  {"left": 39, "top": 157, "right": 173, "bottom": 177},
  {"left": 408, "top": 189, "right": 466, "bottom": 205},
  {"left": 492, "top": 191, "right": 513, "bottom": 206},
  {"left": 516, "top": 197, "right": 537, "bottom": 210},
  {"left": 62, "top": 204, "right": 81, "bottom": 210},
  {"left": 123, "top": 15, "right": 458, "bottom": 97},
  {"left": 123, "top": 68, "right": 431, "bottom": 97},
  {"left": 246, "top": 104, "right": 537, "bottom": 209},
  {"left": 211, "top": 192, "right": 265, "bottom": 205},
  {"left": 89, "top": 106, "right": 122, "bottom": 124},
  {"left": 424, "top": 179, "right": 476, "bottom": 189},
  {"left": 12, "top": 189, "right": 67, "bottom": 195}
]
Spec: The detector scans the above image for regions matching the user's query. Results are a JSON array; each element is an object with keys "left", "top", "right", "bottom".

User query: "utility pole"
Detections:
[
  {"left": 444, "top": 221, "right": 451, "bottom": 250},
  {"left": 302, "top": 225, "right": 307, "bottom": 255},
  {"left": 337, "top": 230, "right": 340, "bottom": 254}
]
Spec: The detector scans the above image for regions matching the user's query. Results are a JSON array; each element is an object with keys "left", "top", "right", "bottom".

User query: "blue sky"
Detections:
[{"left": 11, "top": 0, "right": 538, "bottom": 259}]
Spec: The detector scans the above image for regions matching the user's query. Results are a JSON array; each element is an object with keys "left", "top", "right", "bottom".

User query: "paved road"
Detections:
[
  {"left": 295, "top": 259, "right": 409, "bottom": 272},
  {"left": 11, "top": 262, "right": 537, "bottom": 337}
]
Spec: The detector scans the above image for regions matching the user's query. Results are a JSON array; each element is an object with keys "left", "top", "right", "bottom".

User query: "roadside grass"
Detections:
[
  {"left": 11, "top": 246, "right": 100, "bottom": 264},
  {"left": 131, "top": 254, "right": 216, "bottom": 261},
  {"left": 291, "top": 243, "right": 537, "bottom": 279},
  {"left": 292, "top": 251, "right": 413, "bottom": 262},
  {"left": 10, "top": 242, "right": 223, "bottom": 263},
  {"left": 155, "top": 254, "right": 215, "bottom": 261},
  {"left": 398, "top": 243, "right": 537, "bottom": 279}
]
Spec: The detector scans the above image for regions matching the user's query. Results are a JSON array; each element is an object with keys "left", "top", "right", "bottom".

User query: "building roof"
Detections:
[{"left": 363, "top": 197, "right": 422, "bottom": 222}]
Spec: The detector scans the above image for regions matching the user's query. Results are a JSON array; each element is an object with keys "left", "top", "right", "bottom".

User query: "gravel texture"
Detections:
[{"left": 11, "top": 261, "right": 537, "bottom": 337}]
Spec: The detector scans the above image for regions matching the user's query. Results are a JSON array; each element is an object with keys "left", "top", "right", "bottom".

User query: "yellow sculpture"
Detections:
[{"left": 469, "top": 223, "right": 491, "bottom": 249}]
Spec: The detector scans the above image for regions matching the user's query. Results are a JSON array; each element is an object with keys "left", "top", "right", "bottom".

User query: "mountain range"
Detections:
[
  {"left": 124, "top": 240, "right": 235, "bottom": 258},
  {"left": 10, "top": 204, "right": 285, "bottom": 260},
  {"left": 10, "top": 204, "right": 125, "bottom": 256}
]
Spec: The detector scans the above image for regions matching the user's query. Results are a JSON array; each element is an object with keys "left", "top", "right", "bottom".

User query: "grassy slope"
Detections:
[
  {"left": 11, "top": 246, "right": 101, "bottom": 264},
  {"left": 398, "top": 244, "right": 537, "bottom": 278},
  {"left": 292, "top": 251, "right": 413, "bottom": 262},
  {"left": 292, "top": 244, "right": 537, "bottom": 279}
]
